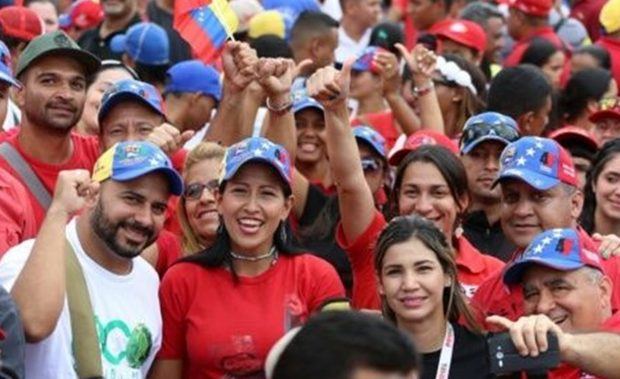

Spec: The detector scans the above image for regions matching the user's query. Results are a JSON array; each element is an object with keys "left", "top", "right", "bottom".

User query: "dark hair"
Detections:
[
  {"left": 374, "top": 215, "right": 481, "bottom": 332},
  {"left": 272, "top": 311, "right": 419, "bottom": 379},
  {"left": 89, "top": 59, "right": 138, "bottom": 86},
  {"left": 369, "top": 21, "right": 404, "bottom": 56},
  {"left": 520, "top": 38, "right": 561, "bottom": 68},
  {"left": 250, "top": 35, "right": 293, "bottom": 59},
  {"left": 487, "top": 64, "right": 552, "bottom": 121},
  {"left": 182, "top": 163, "right": 303, "bottom": 278},
  {"left": 460, "top": 1, "right": 503, "bottom": 27},
  {"left": 580, "top": 140, "right": 620, "bottom": 234},
  {"left": 389, "top": 145, "right": 469, "bottom": 223},
  {"left": 290, "top": 11, "right": 338, "bottom": 49},
  {"left": 573, "top": 45, "right": 612, "bottom": 70},
  {"left": 134, "top": 63, "right": 169, "bottom": 87},
  {"left": 560, "top": 68, "right": 612, "bottom": 123}
]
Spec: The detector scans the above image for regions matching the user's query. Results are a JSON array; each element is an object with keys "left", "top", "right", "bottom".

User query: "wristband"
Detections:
[
  {"left": 413, "top": 81, "right": 435, "bottom": 97},
  {"left": 266, "top": 96, "right": 293, "bottom": 116}
]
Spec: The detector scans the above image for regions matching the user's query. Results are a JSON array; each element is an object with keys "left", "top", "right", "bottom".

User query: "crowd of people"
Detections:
[{"left": 2, "top": 0, "right": 620, "bottom": 378}]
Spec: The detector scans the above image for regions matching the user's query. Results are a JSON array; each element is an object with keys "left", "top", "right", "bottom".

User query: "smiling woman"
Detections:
[{"left": 150, "top": 137, "right": 345, "bottom": 379}]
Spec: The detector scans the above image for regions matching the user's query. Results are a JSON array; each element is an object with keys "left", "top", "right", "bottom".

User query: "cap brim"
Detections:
[
  {"left": 293, "top": 102, "right": 324, "bottom": 114},
  {"left": 0, "top": 69, "right": 21, "bottom": 88},
  {"left": 17, "top": 47, "right": 101, "bottom": 78},
  {"left": 388, "top": 148, "right": 411, "bottom": 166},
  {"left": 590, "top": 110, "right": 620, "bottom": 123},
  {"left": 222, "top": 156, "right": 291, "bottom": 188},
  {"left": 98, "top": 91, "right": 165, "bottom": 124},
  {"left": 503, "top": 258, "right": 584, "bottom": 285},
  {"left": 113, "top": 166, "right": 184, "bottom": 196},
  {"left": 461, "top": 136, "right": 510, "bottom": 155},
  {"left": 492, "top": 168, "right": 559, "bottom": 190}
]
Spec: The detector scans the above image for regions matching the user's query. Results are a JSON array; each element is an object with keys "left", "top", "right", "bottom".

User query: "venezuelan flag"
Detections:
[{"left": 174, "top": 0, "right": 239, "bottom": 63}]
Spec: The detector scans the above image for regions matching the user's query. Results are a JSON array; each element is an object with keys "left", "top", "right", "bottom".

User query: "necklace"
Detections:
[{"left": 230, "top": 246, "right": 278, "bottom": 262}]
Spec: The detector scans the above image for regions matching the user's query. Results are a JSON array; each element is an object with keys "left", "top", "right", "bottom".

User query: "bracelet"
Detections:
[
  {"left": 413, "top": 81, "right": 434, "bottom": 97},
  {"left": 266, "top": 96, "right": 293, "bottom": 115}
]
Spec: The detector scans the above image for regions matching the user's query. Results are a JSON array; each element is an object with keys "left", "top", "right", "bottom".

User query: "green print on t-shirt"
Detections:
[{"left": 95, "top": 316, "right": 153, "bottom": 368}]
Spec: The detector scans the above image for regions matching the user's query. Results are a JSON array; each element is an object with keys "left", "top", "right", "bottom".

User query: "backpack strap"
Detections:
[
  {"left": 0, "top": 142, "right": 52, "bottom": 210},
  {"left": 65, "top": 240, "right": 103, "bottom": 379}
]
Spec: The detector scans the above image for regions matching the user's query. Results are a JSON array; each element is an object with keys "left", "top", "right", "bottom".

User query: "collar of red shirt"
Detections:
[{"left": 455, "top": 235, "right": 487, "bottom": 274}]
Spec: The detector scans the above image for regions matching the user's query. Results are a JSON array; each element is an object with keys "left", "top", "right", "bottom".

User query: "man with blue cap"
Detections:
[
  {"left": 163, "top": 60, "right": 221, "bottom": 145},
  {"left": 486, "top": 228, "right": 620, "bottom": 378},
  {"left": 459, "top": 112, "right": 520, "bottom": 262},
  {"left": 472, "top": 136, "right": 620, "bottom": 326},
  {"left": 0, "top": 141, "right": 183, "bottom": 377}
]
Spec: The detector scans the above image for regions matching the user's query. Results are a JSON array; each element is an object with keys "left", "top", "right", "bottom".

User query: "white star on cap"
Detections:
[
  {"left": 517, "top": 156, "right": 527, "bottom": 166},
  {"left": 535, "top": 142, "right": 543, "bottom": 149},
  {"left": 526, "top": 148, "right": 535, "bottom": 157},
  {"left": 533, "top": 244, "right": 544, "bottom": 254},
  {"left": 149, "top": 158, "right": 159, "bottom": 166},
  {"left": 541, "top": 236, "right": 552, "bottom": 246}
]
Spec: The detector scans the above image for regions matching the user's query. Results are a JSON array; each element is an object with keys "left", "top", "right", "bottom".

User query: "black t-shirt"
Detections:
[
  {"left": 296, "top": 184, "right": 352, "bottom": 292},
  {"left": 421, "top": 323, "right": 495, "bottom": 379},
  {"left": 78, "top": 14, "right": 143, "bottom": 60},
  {"left": 146, "top": 0, "right": 192, "bottom": 64},
  {"left": 462, "top": 210, "right": 516, "bottom": 263}
]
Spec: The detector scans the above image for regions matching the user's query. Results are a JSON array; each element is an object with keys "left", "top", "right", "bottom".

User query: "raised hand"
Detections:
[
  {"left": 373, "top": 50, "right": 401, "bottom": 96},
  {"left": 221, "top": 41, "right": 259, "bottom": 93},
  {"left": 256, "top": 58, "right": 312, "bottom": 101},
  {"left": 306, "top": 57, "right": 355, "bottom": 110},
  {"left": 51, "top": 170, "right": 99, "bottom": 215},
  {"left": 147, "top": 123, "right": 194, "bottom": 155},
  {"left": 395, "top": 43, "right": 437, "bottom": 79}
]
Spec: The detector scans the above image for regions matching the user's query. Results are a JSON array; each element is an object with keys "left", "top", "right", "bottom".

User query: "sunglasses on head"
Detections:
[
  {"left": 460, "top": 121, "right": 520, "bottom": 148},
  {"left": 183, "top": 179, "right": 219, "bottom": 200},
  {"left": 361, "top": 158, "right": 382, "bottom": 173}
]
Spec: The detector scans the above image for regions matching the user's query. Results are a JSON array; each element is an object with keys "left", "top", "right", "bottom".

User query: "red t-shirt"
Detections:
[
  {"left": 571, "top": 0, "right": 607, "bottom": 42},
  {"left": 336, "top": 210, "right": 505, "bottom": 310},
  {"left": 157, "top": 254, "right": 345, "bottom": 378},
  {"left": 471, "top": 228, "right": 620, "bottom": 328},
  {"left": 597, "top": 37, "right": 620, "bottom": 87},
  {"left": 352, "top": 111, "right": 399, "bottom": 150},
  {"left": 504, "top": 27, "right": 566, "bottom": 67},
  {"left": 154, "top": 229, "right": 183, "bottom": 278},
  {"left": 0, "top": 132, "right": 100, "bottom": 229},
  {"left": 0, "top": 168, "right": 37, "bottom": 257},
  {"left": 548, "top": 311, "right": 620, "bottom": 379}
]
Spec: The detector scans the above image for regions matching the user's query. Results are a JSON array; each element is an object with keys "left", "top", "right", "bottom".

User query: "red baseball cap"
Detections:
[
  {"left": 589, "top": 97, "right": 620, "bottom": 123},
  {"left": 59, "top": 0, "right": 104, "bottom": 31},
  {"left": 388, "top": 130, "right": 459, "bottom": 166},
  {"left": 508, "top": 0, "right": 553, "bottom": 17},
  {"left": 435, "top": 20, "right": 487, "bottom": 54},
  {"left": 548, "top": 126, "right": 599, "bottom": 153},
  {"left": 0, "top": 6, "right": 43, "bottom": 42}
]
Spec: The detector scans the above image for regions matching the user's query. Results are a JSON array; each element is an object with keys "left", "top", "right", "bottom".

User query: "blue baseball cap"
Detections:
[
  {"left": 98, "top": 79, "right": 165, "bottom": 124},
  {"left": 459, "top": 112, "right": 520, "bottom": 155},
  {"left": 293, "top": 97, "right": 324, "bottom": 114},
  {"left": 503, "top": 228, "right": 603, "bottom": 285},
  {"left": 92, "top": 141, "right": 183, "bottom": 196},
  {"left": 0, "top": 41, "right": 19, "bottom": 88},
  {"left": 164, "top": 60, "right": 221, "bottom": 102},
  {"left": 220, "top": 137, "right": 292, "bottom": 187},
  {"left": 352, "top": 46, "right": 384, "bottom": 73},
  {"left": 110, "top": 22, "right": 169, "bottom": 65},
  {"left": 494, "top": 137, "right": 577, "bottom": 190},
  {"left": 353, "top": 126, "right": 387, "bottom": 159}
]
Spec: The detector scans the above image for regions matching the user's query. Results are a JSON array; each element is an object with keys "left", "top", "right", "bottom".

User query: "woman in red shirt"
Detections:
[{"left": 150, "top": 137, "right": 345, "bottom": 379}]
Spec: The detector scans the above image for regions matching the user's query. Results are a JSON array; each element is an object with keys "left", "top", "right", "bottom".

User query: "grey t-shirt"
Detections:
[{"left": 0, "top": 285, "right": 25, "bottom": 379}]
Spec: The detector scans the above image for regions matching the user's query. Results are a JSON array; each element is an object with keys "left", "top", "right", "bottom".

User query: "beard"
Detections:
[{"left": 90, "top": 200, "right": 156, "bottom": 259}]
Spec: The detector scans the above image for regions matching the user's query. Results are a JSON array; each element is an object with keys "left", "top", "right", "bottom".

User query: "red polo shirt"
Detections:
[
  {"left": 597, "top": 37, "right": 620, "bottom": 87},
  {"left": 504, "top": 26, "right": 566, "bottom": 67},
  {"left": 471, "top": 228, "right": 620, "bottom": 329}
]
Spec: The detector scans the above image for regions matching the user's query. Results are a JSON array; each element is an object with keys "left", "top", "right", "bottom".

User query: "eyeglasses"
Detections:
[
  {"left": 460, "top": 120, "right": 520, "bottom": 150},
  {"left": 598, "top": 97, "right": 620, "bottom": 111},
  {"left": 183, "top": 179, "right": 219, "bottom": 200},
  {"left": 361, "top": 158, "right": 382, "bottom": 173}
]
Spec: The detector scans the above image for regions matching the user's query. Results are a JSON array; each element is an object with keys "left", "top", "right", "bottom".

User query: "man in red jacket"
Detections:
[{"left": 504, "top": 0, "right": 565, "bottom": 67}]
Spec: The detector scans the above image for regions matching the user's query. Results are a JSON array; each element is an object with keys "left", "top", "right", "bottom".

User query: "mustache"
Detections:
[{"left": 119, "top": 220, "right": 154, "bottom": 239}]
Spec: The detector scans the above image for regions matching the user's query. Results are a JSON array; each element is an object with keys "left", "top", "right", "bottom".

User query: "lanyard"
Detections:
[{"left": 435, "top": 322, "right": 455, "bottom": 379}]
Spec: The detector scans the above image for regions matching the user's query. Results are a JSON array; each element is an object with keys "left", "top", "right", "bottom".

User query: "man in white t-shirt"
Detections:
[
  {"left": 335, "top": 0, "right": 382, "bottom": 63},
  {"left": 0, "top": 140, "right": 184, "bottom": 378}
]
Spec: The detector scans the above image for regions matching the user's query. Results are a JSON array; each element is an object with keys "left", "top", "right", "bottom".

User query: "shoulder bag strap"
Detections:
[
  {"left": 0, "top": 142, "right": 52, "bottom": 210},
  {"left": 65, "top": 239, "right": 103, "bottom": 379}
]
